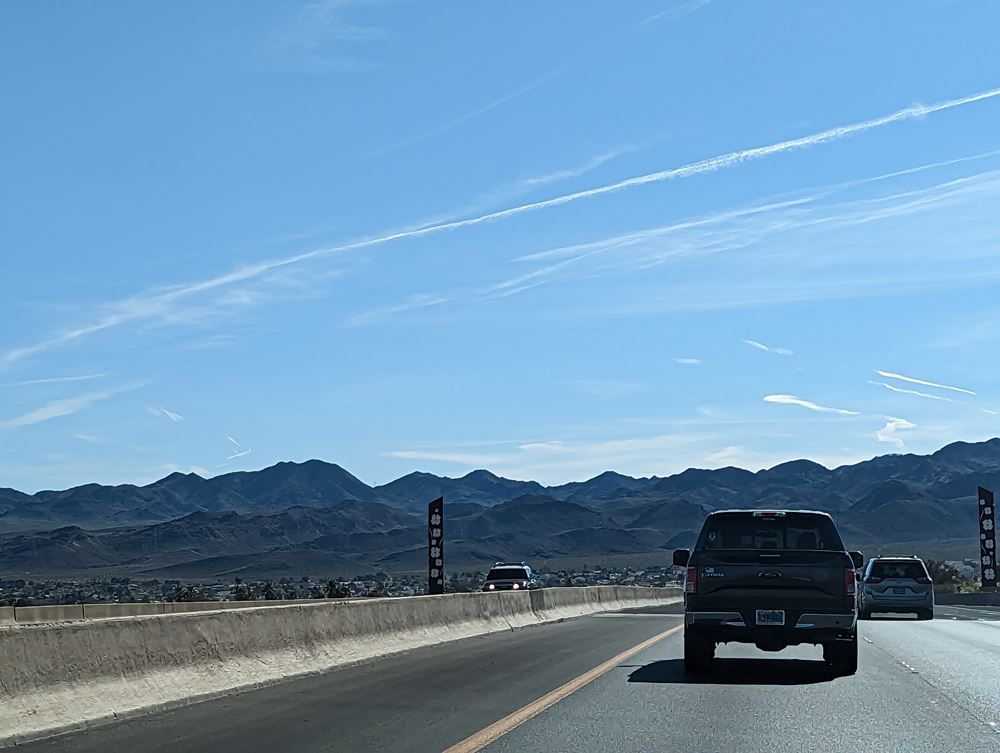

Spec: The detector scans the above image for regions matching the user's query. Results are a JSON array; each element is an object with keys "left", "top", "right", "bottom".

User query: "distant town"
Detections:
[
  {"left": 1, "top": 558, "right": 983, "bottom": 607},
  {"left": 0, "top": 564, "right": 683, "bottom": 607}
]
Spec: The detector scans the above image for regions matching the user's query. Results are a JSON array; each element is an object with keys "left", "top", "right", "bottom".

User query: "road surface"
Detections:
[{"left": 15, "top": 604, "right": 1000, "bottom": 752}]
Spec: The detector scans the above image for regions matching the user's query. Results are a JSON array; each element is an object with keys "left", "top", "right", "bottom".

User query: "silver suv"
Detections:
[
  {"left": 860, "top": 556, "right": 934, "bottom": 620},
  {"left": 481, "top": 562, "right": 540, "bottom": 592}
]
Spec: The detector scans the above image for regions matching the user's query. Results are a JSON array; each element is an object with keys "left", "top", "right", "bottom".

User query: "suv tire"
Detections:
[{"left": 918, "top": 608, "right": 934, "bottom": 621}]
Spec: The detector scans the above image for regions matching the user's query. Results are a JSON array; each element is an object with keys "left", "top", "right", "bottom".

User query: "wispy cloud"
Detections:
[
  {"left": 365, "top": 67, "right": 568, "bottom": 160},
  {"left": 0, "top": 385, "right": 140, "bottom": 430},
  {"left": 3, "top": 373, "right": 108, "bottom": 387},
  {"left": 868, "top": 380, "right": 952, "bottom": 402},
  {"left": 674, "top": 357, "right": 702, "bottom": 365},
  {"left": 478, "top": 166, "right": 1000, "bottom": 312},
  {"left": 743, "top": 339, "right": 794, "bottom": 356},
  {"left": 181, "top": 334, "right": 240, "bottom": 351},
  {"left": 346, "top": 294, "right": 449, "bottom": 327},
  {"left": 368, "top": 0, "right": 714, "bottom": 160},
  {"left": 763, "top": 394, "right": 860, "bottom": 416},
  {"left": 271, "top": 0, "right": 390, "bottom": 73},
  {"left": 403, "top": 147, "right": 637, "bottom": 243},
  {"left": 516, "top": 148, "right": 633, "bottom": 192},
  {"left": 74, "top": 433, "right": 101, "bottom": 444},
  {"left": 374, "top": 84, "right": 1000, "bottom": 239},
  {"left": 875, "top": 417, "right": 916, "bottom": 449},
  {"left": 385, "top": 433, "right": 713, "bottom": 483},
  {"left": 0, "top": 249, "right": 350, "bottom": 371},
  {"left": 875, "top": 369, "right": 976, "bottom": 396},
  {"left": 637, "top": 0, "right": 712, "bottom": 26},
  {"left": 384, "top": 431, "right": 871, "bottom": 485},
  {"left": 147, "top": 405, "right": 184, "bottom": 423},
  {"left": 6, "top": 87, "right": 1000, "bottom": 368}
]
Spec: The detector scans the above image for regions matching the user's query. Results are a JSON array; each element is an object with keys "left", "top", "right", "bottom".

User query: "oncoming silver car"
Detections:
[{"left": 860, "top": 556, "right": 934, "bottom": 620}]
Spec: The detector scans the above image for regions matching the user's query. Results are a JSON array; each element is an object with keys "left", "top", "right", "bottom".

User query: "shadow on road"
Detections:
[{"left": 626, "top": 658, "right": 836, "bottom": 685}]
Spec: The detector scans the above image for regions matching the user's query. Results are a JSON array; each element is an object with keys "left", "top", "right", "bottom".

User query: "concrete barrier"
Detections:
[
  {"left": 83, "top": 603, "right": 165, "bottom": 620},
  {"left": 0, "top": 586, "right": 678, "bottom": 746},
  {"left": 936, "top": 591, "right": 1000, "bottom": 607},
  {"left": 0, "top": 607, "right": 13, "bottom": 626},
  {"left": 12, "top": 604, "right": 85, "bottom": 624},
  {"left": 2, "top": 598, "right": 359, "bottom": 625},
  {"left": 163, "top": 601, "right": 252, "bottom": 614}
]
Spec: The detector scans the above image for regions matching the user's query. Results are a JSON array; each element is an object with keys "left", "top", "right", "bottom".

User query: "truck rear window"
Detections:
[{"left": 698, "top": 513, "right": 844, "bottom": 551}]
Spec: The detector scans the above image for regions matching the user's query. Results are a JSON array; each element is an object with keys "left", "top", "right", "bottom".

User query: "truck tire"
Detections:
[
  {"left": 918, "top": 608, "right": 934, "bottom": 621},
  {"left": 683, "top": 630, "right": 715, "bottom": 673},
  {"left": 823, "top": 631, "right": 858, "bottom": 676}
]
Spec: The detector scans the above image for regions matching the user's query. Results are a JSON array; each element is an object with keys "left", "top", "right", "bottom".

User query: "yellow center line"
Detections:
[{"left": 442, "top": 622, "right": 683, "bottom": 753}]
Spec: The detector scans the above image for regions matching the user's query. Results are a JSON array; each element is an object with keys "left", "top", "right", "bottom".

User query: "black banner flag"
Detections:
[
  {"left": 979, "top": 487, "right": 996, "bottom": 590},
  {"left": 428, "top": 497, "right": 444, "bottom": 595}
]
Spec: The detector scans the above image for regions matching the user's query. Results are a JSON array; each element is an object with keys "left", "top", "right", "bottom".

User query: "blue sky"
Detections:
[{"left": 3, "top": 0, "right": 1000, "bottom": 492}]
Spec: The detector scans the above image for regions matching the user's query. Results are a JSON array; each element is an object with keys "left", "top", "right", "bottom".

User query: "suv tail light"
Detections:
[
  {"left": 915, "top": 576, "right": 932, "bottom": 585},
  {"left": 864, "top": 576, "right": 883, "bottom": 584},
  {"left": 844, "top": 568, "right": 857, "bottom": 597},
  {"left": 686, "top": 566, "right": 697, "bottom": 595}
]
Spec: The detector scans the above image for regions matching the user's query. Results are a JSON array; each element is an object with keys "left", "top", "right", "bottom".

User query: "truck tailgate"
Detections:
[{"left": 692, "top": 549, "right": 853, "bottom": 612}]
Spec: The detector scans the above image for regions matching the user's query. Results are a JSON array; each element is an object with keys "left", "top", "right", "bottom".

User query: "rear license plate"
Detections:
[
  {"left": 756, "top": 609, "right": 785, "bottom": 626},
  {"left": 892, "top": 587, "right": 905, "bottom": 594}
]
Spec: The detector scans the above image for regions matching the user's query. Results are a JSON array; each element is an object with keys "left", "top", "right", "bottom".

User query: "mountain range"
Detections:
[{"left": 2, "top": 438, "right": 999, "bottom": 578}]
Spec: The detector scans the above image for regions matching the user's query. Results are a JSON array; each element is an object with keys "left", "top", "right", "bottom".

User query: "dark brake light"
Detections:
[
  {"left": 864, "top": 576, "right": 883, "bottom": 584},
  {"left": 915, "top": 576, "right": 932, "bottom": 585},
  {"left": 686, "top": 566, "right": 697, "bottom": 595},
  {"left": 844, "top": 568, "right": 857, "bottom": 597}
]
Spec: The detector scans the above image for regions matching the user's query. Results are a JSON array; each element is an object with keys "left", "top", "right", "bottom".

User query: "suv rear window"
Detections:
[
  {"left": 870, "top": 560, "right": 928, "bottom": 579},
  {"left": 487, "top": 568, "right": 528, "bottom": 581},
  {"left": 697, "top": 512, "right": 844, "bottom": 551}
]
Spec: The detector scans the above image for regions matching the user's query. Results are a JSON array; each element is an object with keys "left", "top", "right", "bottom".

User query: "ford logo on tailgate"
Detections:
[{"left": 758, "top": 571, "right": 781, "bottom": 579}]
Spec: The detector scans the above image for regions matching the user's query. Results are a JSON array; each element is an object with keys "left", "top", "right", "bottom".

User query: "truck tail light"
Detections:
[
  {"left": 686, "top": 566, "right": 697, "bottom": 595},
  {"left": 864, "top": 576, "right": 883, "bottom": 585},
  {"left": 845, "top": 568, "right": 857, "bottom": 597}
]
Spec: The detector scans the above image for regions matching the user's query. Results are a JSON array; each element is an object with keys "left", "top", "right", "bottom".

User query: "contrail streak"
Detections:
[
  {"left": 312, "top": 86, "right": 1000, "bottom": 258},
  {"left": 4, "top": 86, "right": 999, "bottom": 370},
  {"left": 875, "top": 369, "right": 977, "bottom": 396}
]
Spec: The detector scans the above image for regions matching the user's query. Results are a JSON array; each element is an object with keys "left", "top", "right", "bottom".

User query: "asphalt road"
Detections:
[{"left": 16, "top": 604, "right": 1000, "bottom": 753}]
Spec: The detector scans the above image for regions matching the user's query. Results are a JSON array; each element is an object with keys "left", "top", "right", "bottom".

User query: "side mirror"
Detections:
[
  {"left": 673, "top": 549, "right": 690, "bottom": 567},
  {"left": 849, "top": 551, "right": 864, "bottom": 570}
]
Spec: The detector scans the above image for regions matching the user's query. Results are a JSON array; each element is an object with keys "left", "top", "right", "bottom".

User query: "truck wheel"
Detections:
[
  {"left": 859, "top": 608, "right": 871, "bottom": 620},
  {"left": 824, "top": 632, "right": 858, "bottom": 676},
  {"left": 684, "top": 630, "right": 714, "bottom": 673}
]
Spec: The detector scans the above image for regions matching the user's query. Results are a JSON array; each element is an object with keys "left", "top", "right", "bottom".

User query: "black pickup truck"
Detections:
[{"left": 673, "top": 509, "right": 863, "bottom": 675}]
